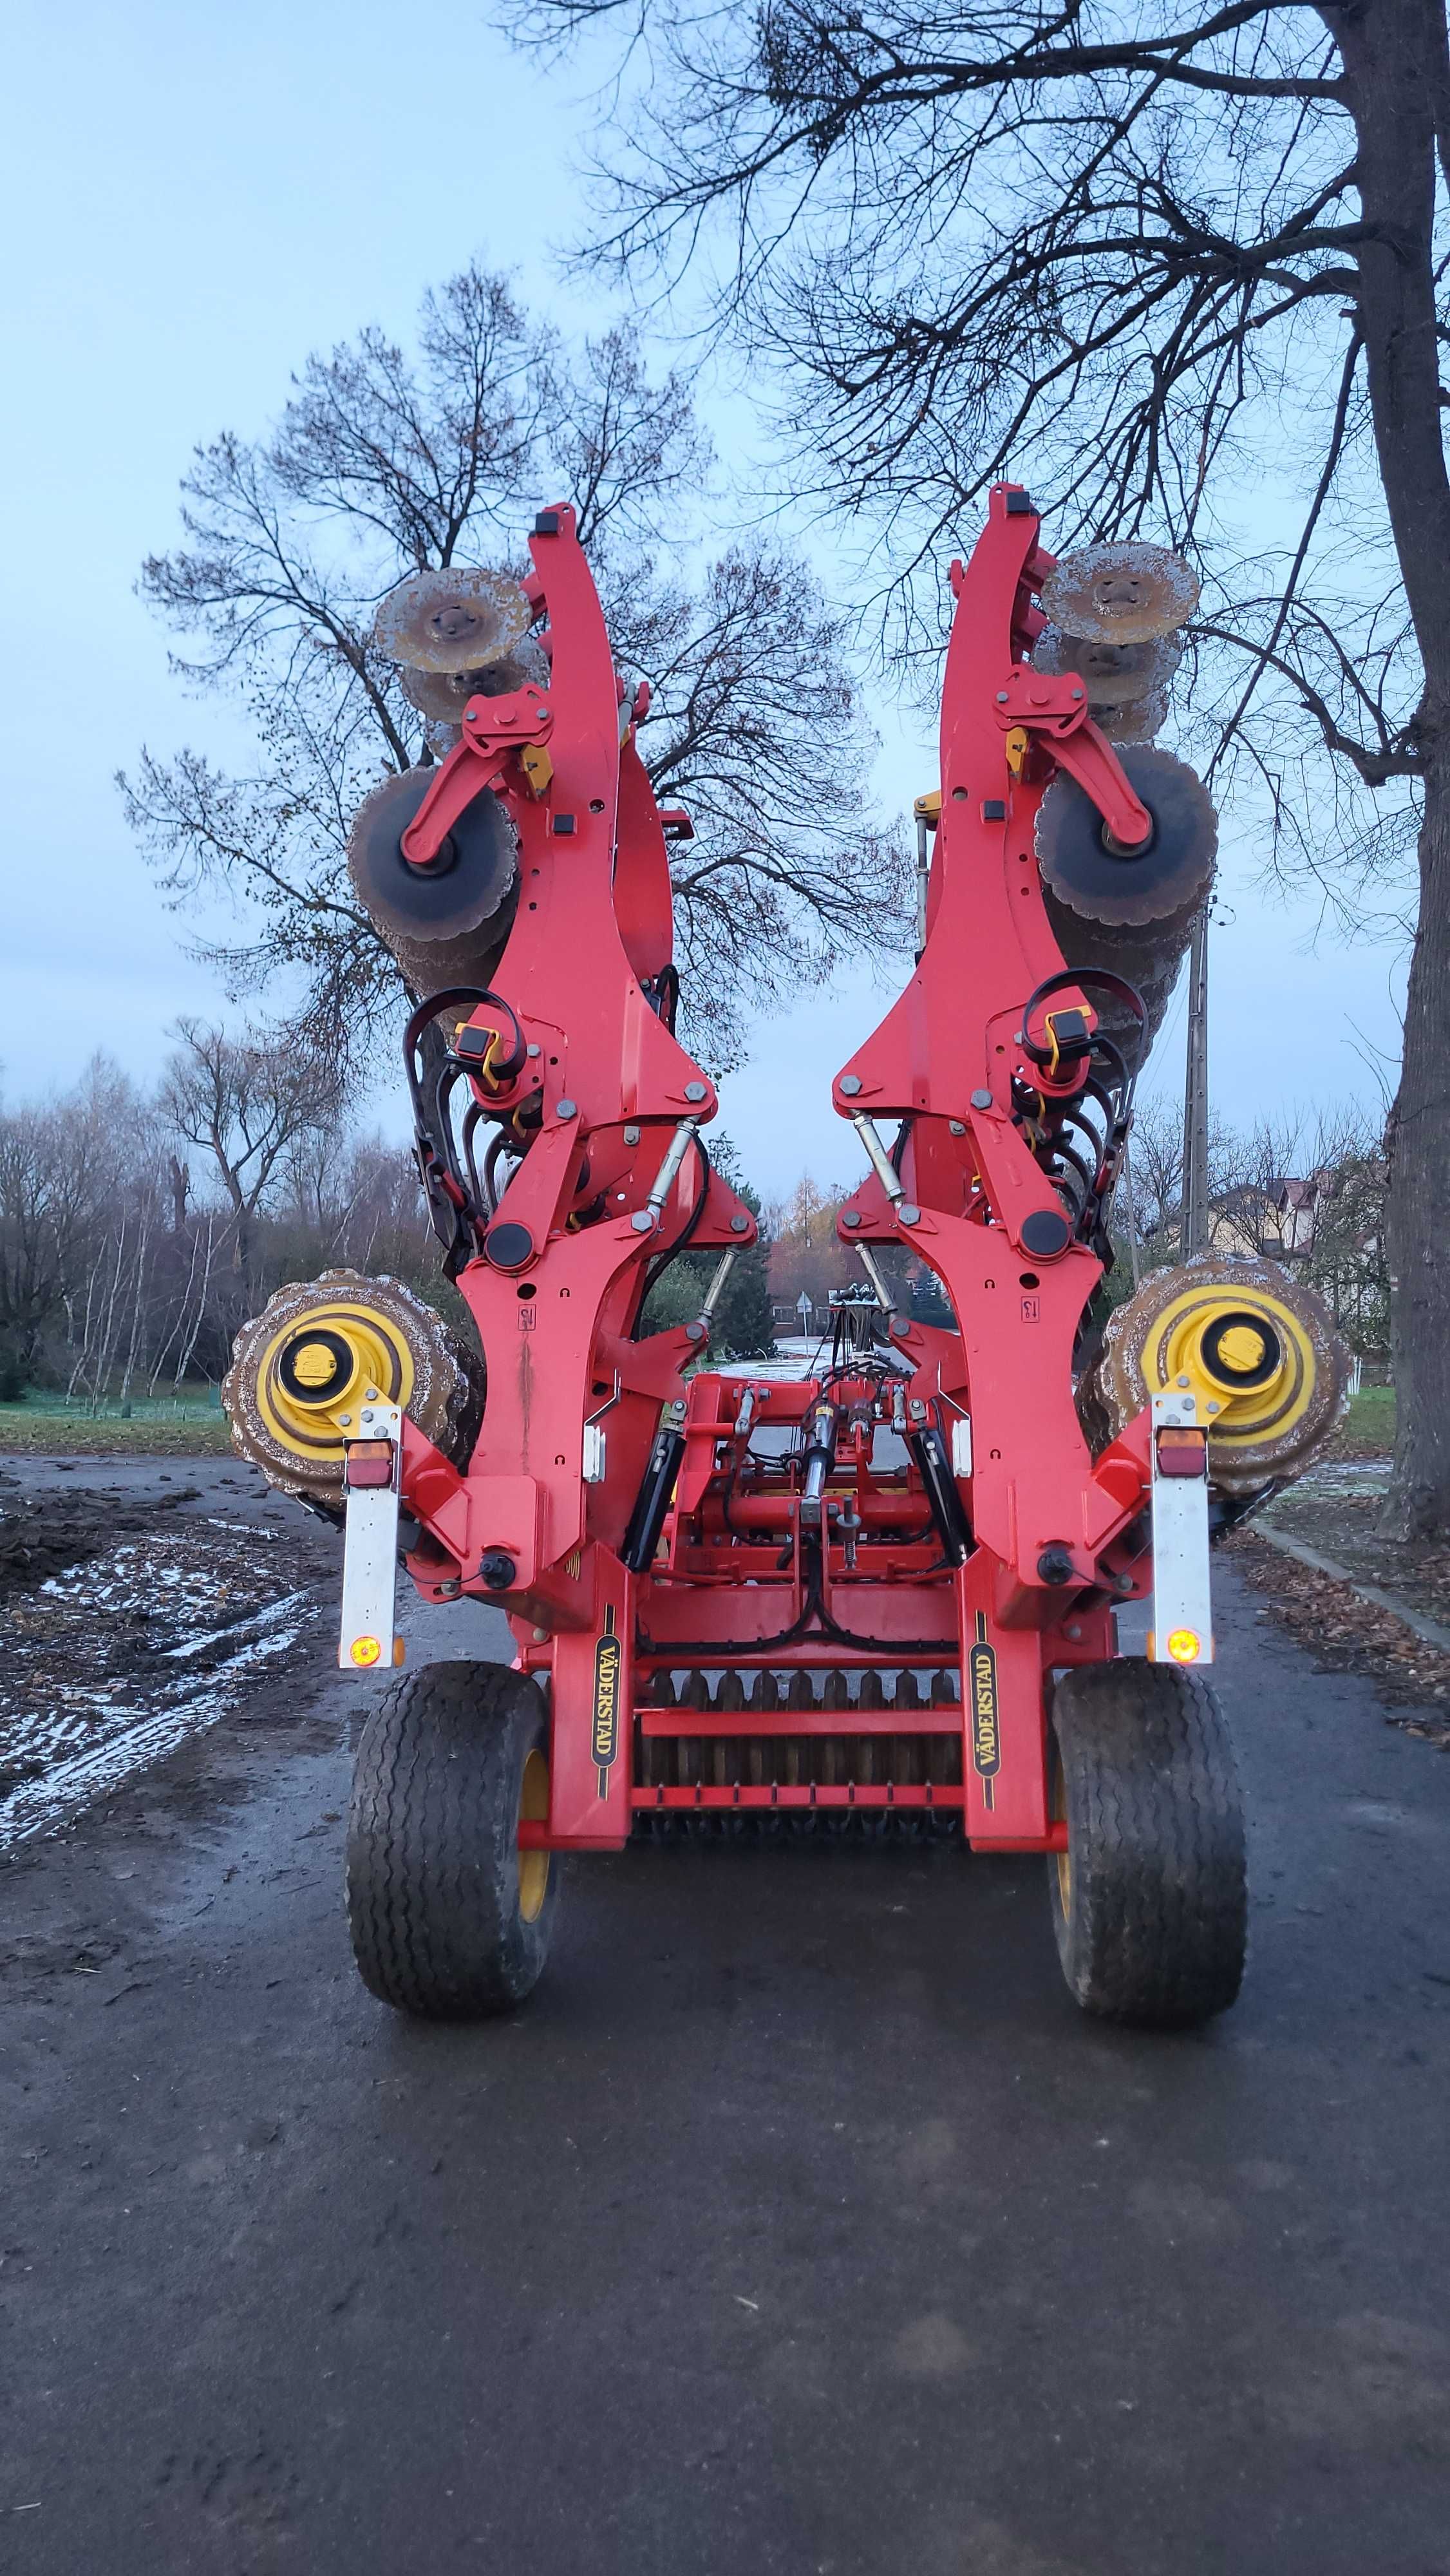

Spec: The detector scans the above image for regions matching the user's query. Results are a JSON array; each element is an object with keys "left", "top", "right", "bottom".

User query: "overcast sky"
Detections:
[{"left": 1, "top": 0, "right": 1408, "bottom": 1200}]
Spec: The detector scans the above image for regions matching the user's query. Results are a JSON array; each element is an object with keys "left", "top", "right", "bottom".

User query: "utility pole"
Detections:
[{"left": 1180, "top": 908, "right": 1210, "bottom": 1257}]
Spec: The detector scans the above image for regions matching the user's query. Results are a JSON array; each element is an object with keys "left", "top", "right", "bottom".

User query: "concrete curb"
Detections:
[{"left": 1250, "top": 1520, "right": 1450, "bottom": 1655}]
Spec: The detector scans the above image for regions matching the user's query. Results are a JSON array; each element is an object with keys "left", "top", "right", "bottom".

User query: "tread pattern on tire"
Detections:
[
  {"left": 1050, "top": 1660, "right": 1246, "bottom": 2029},
  {"left": 348, "top": 1660, "right": 556, "bottom": 2020}
]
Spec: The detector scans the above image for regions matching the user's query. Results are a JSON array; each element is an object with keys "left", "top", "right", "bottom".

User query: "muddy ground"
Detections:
[
  {"left": 0, "top": 1461, "right": 337, "bottom": 1850},
  {"left": 1259, "top": 1458, "right": 1450, "bottom": 1633}
]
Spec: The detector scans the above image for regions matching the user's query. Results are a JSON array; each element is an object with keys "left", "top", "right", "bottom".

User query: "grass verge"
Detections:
[
  {"left": 1331, "top": 1384, "right": 1394, "bottom": 1459},
  {"left": 0, "top": 1405, "right": 233, "bottom": 1457}
]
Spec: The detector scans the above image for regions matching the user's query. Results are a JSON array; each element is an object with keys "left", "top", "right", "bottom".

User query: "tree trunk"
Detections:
[
  {"left": 1333, "top": 0, "right": 1450, "bottom": 1535},
  {"left": 1382, "top": 751, "right": 1450, "bottom": 1535}
]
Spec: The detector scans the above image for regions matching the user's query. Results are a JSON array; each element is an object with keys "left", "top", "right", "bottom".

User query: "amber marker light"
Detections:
[
  {"left": 1166, "top": 1628, "right": 1202, "bottom": 1665},
  {"left": 349, "top": 1636, "right": 382, "bottom": 1667}
]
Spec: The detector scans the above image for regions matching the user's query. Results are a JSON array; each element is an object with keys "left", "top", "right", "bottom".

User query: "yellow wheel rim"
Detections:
[
  {"left": 1141, "top": 1282, "right": 1319, "bottom": 1453},
  {"left": 1050, "top": 1739, "right": 1072, "bottom": 1918},
  {"left": 518, "top": 1748, "right": 551, "bottom": 1924},
  {"left": 254, "top": 1301, "right": 416, "bottom": 1464}
]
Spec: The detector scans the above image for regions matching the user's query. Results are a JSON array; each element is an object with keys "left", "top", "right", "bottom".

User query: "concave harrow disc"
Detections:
[
  {"left": 1040, "top": 544, "right": 1200, "bottom": 644},
  {"left": 1096, "top": 687, "right": 1170, "bottom": 744},
  {"left": 1033, "top": 625, "right": 1182, "bottom": 707},
  {"left": 373, "top": 566, "right": 533, "bottom": 673},
  {"left": 1042, "top": 891, "right": 1189, "bottom": 1051},
  {"left": 399, "top": 638, "right": 551, "bottom": 725},
  {"left": 1036, "top": 743, "right": 1217, "bottom": 928},
  {"left": 347, "top": 766, "right": 519, "bottom": 947}
]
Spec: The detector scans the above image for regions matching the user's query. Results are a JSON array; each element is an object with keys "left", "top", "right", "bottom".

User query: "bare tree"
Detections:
[
  {"left": 504, "top": 0, "right": 1450, "bottom": 1534},
  {"left": 623, "top": 544, "right": 909, "bottom": 1050},
  {"left": 0, "top": 1061, "right": 128, "bottom": 1377},
  {"left": 0, "top": 1057, "right": 453, "bottom": 1404},
  {"left": 158, "top": 1020, "right": 346, "bottom": 1282},
  {"left": 122, "top": 261, "right": 909, "bottom": 1070}
]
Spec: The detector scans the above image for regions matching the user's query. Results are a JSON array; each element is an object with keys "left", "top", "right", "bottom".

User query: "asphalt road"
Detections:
[{"left": 4, "top": 1509, "right": 1450, "bottom": 2574}]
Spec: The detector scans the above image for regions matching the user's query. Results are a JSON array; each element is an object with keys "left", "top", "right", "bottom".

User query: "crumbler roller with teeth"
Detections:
[{"left": 225, "top": 491, "right": 1348, "bottom": 2032}]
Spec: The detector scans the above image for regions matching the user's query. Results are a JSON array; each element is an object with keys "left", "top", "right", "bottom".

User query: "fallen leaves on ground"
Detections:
[{"left": 1228, "top": 1533, "right": 1450, "bottom": 1748}]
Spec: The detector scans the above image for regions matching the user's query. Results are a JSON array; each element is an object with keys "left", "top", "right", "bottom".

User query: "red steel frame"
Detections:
[{"left": 388, "top": 490, "right": 1160, "bottom": 1857}]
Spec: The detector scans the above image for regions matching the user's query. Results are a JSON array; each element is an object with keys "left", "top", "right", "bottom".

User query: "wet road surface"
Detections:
[{"left": 3, "top": 1500, "right": 1449, "bottom": 2575}]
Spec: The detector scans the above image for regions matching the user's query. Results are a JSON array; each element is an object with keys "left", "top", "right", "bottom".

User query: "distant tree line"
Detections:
[
  {"left": 0, "top": 1028, "right": 777, "bottom": 1406},
  {"left": 0, "top": 1025, "right": 1386, "bottom": 1412}
]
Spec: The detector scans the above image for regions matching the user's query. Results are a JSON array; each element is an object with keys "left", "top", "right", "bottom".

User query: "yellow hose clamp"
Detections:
[{"left": 455, "top": 1018, "right": 510, "bottom": 1093}]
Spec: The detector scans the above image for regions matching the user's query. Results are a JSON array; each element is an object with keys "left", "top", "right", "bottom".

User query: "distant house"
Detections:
[
  {"left": 1263, "top": 1175, "right": 1321, "bottom": 1256},
  {"left": 1206, "top": 1186, "right": 1268, "bottom": 1260},
  {"left": 1207, "top": 1175, "right": 1323, "bottom": 1262}
]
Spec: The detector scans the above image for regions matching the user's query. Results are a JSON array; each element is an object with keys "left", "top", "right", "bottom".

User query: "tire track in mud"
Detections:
[{"left": 0, "top": 1492, "right": 327, "bottom": 1851}]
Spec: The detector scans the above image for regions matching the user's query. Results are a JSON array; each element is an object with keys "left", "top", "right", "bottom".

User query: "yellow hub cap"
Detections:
[
  {"left": 1215, "top": 1323, "right": 1266, "bottom": 1375},
  {"left": 290, "top": 1337, "right": 344, "bottom": 1390},
  {"left": 518, "top": 1748, "right": 551, "bottom": 1923}
]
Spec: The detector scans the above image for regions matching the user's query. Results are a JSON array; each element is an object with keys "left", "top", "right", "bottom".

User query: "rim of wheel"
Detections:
[
  {"left": 1050, "top": 1738, "right": 1072, "bottom": 1917},
  {"left": 518, "top": 1747, "right": 551, "bottom": 1923}
]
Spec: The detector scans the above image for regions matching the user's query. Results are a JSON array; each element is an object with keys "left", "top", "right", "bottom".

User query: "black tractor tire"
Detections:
[
  {"left": 348, "top": 1660, "right": 558, "bottom": 2019},
  {"left": 1048, "top": 1659, "right": 1246, "bottom": 2029}
]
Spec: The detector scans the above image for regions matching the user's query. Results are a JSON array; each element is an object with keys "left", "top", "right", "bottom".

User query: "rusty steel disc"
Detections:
[
  {"left": 1041, "top": 544, "right": 1200, "bottom": 645},
  {"left": 1042, "top": 887, "right": 1193, "bottom": 1045},
  {"left": 1034, "top": 626, "right": 1181, "bottom": 708},
  {"left": 1095, "top": 686, "right": 1170, "bottom": 744},
  {"left": 1036, "top": 744, "right": 1218, "bottom": 928},
  {"left": 373, "top": 566, "right": 534, "bottom": 674},
  {"left": 399, "top": 637, "right": 550, "bottom": 725}
]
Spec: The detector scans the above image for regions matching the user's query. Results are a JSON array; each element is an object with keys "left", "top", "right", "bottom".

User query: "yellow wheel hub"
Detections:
[
  {"left": 1089, "top": 1253, "right": 1349, "bottom": 1495},
  {"left": 1148, "top": 1283, "right": 1317, "bottom": 1448},
  {"left": 255, "top": 1302, "right": 416, "bottom": 1464},
  {"left": 518, "top": 1748, "right": 551, "bottom": 1923},
  {"left": 224, "top": 1266, "right": 481, "bottom": 1506}
]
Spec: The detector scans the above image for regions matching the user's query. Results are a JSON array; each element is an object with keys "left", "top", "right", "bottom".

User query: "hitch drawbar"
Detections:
[
  {"left": 338, "top": 1402, "right": 404, "bottom": 1672},
  {"left": 1147, "top": 1387, "right": 1214, "bottom": 1667}
]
